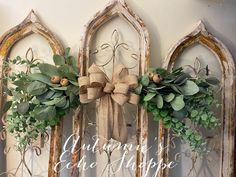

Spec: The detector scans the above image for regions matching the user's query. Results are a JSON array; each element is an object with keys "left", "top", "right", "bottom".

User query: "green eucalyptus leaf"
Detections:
[
  {"left": 198, "top": 81, "right": 210, "bottom": 88},
  {"left": 53, "top": 55, "right": 65, "bottom": 65},
  {"left": 69, "top": 80, "right": 80, "bottom": 86},
  {"left": 191, "top": 110, "right": 198, "bottom": 118},
  {"left": 173, "top": 109, "right": 188, "bottom": 119},
  {"left": 153, "top": 115, "right": 162, "bottom": 121},
  {"left": 55, "top": 96, "right": 67, "bottom": 108},
  {"left": 69, "top": 92, "right": 76, "bottom": 103},
  {"left": 170, "top": 95, "right": 185, "bottom": 111},
  {"left": 201, "top": 114, "right": 208, "bottom": 121},
  {"left": 31, "top": 97, "right": 40, "bottom": 105},
  {"left": 58, "top": 65, "right": 78, "bottom": 75},
  {"left": 148, "top": 83, "right": 157, "bottom": 88},
  {"left": 195, "top": 135, "right": 202, "bottom": 141},
  {"left": 64, "top": 48, "right": 70, "bottom": 58},
  {"left": 141, "top": 75, "right": 149, "bottom": 86},
  {"left": 12, "top": 91, "right": 25, "bottom": 99},
  {"left": 152, "top": 109, "right": 160, "bottom": 117},
  {"left": 170, "top": 85, "right": 181, "bottom": 94},
  {"left": 42, "top": 90, "right": 55, "bottom": 99},
  {"left": 51, "top": 91, "right": 63, "bottom": 99},
  {"left": 135, "top": 84, "right": 143, "bottom": 94},
  {"left": 205, "top": 77, "right": 220, "bottom": 85},
  {"left": 28, "top": 73, "right": 52, "bottom": 85},
  {"left": 13, "top": 80, "right": 30, "bottom": 92},
  {"left": 47, "top": 116, "right": 60, "bottom": 126},
  {"left": 156, "top": 68, "right": 168, "bottom": 77},
  {"left": 156, "top": 94, "right": 163, "bottom": 109},
  {"left": 62, "top": 100, "right": 70, "bottom": 109},
  {"left": 174, "top": 73, "right": 189, "bottom": 85},
  {"left": 163, "top": 116, "right": 171, "bottom": 122},
  {"left": 56, "top": 109, "right": 66, "bottom": 117},
  {"left": 38, "top": 63, "right": 60, "bottom": 77},
  {"left": 147, "top": 102, "right": 156, "bottom": 111},
  {"left": 185, "top": 129, "right": 193, "bottom": 136},
  {"left": 67, "top": 56, "right": 77, "bottom": 67},
  {"left": 42, "top": 97, "right": 65, "bottom": 106},
  {"left": 37, "top": 90, "right": 55, "bottom": 102},
  {"left": 163, "top": 78, "right": 175, "bottom": 84},
  {"left": 27, "top": 81, "right": 48, "bottom": 96},
  {"left": 160, "top": 110, "right": 168, "bottom": 117},
  {"left": 176, "top": 122, "right": 183, "bottom": 129},
  {"left": 3, "top": 87, "right": 13, "bottom": 96},
  {"left": 164, "top": 123, "right": 172, "bottom": 129},
  {"left": 172, "top": 67, "right": 183, "bottom": 75},
  {"left": 66, "top": 85, "right": 80, "bottom": 96},
  {"left": 156, "top": 85, "right": 166, "bottom": 90},
  {"left": 34, "top": 105, "right": 56, "bottom": 120},
  {"left": 144, "top": 93, "right": 156, "bottom": 101},
  {"left": 72, "top": 66, "right": 79, "bottom": 75},
  {"left": 58, "top": 65, "right": 78, "bottom": 81},
  {"left": 172, "top": 118, "right": 178, "bottom": 123},
  {"left": 3, "top": 101, "right": 12, "bottom": 112},
  {"left": 181, "top": 80, "right": 199, "bottom": 95},
  {"left": 164, "top": 93, "right": 175, "bottom": 102},
  {"left": 17, "top": 102, "right": 30, "bottom": 115},
  {"left": 210, "top": 117, "right": 217, "bottom": 123},
  {"left": 52, "top": 86, "right": 67, "bottom": 91}
]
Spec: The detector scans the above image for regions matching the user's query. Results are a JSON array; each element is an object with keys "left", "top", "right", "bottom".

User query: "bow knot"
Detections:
[
  {"left": 79, "top": 64, "right": 139, "bottom": 105},
  {"left": 78, "top": 64, "right": 140, "bottom": 150}
]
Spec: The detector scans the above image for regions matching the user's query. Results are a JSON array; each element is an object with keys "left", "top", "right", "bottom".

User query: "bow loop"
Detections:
[
  {"left": 87, "top": 87, "right": 103, "bottom": 100},
  {"left": 78, "top": 76, "right": 89, "bottom": 92},
  {"left": 112, "top": 64, "right": 128, "bottom": 83},
  {"left": 89, "top": 73, "right": 106, "bottom": 87},
  {"left": 88, "top": 64, "right": 107, "bottom": 87},
  {"left": 124, "top": 75, "right": 139, "bottom": 88}
]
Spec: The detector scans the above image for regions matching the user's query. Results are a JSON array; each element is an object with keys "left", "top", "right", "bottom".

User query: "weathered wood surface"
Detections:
[
  {"left": 0, "top": 10, "right": 64, "bottom": 177},
  {"left": 70, "top": 107, "right": 84, "bottom": 177},
  {"left": 162, "top": 21, "right": 235, "bottom": 177},
  {"left": 71, "top": 0, "right": 150, "bottom": 176}
]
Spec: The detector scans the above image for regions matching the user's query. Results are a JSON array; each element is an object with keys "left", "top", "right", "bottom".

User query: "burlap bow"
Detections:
[{"left": 79, "top": 64, "right": 140, "bottom": 150}]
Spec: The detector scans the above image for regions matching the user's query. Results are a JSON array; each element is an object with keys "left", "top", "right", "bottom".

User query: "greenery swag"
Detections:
[{"left": 1, "top": 48, "right": 220, "bottom": 153}]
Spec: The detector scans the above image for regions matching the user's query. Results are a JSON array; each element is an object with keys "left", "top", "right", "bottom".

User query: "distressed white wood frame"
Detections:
[
  {"left": 71, "top": 0, "right": 150, "bottom": 176},
  {"left": 161, "top": 21, "right": 235, "bottom": 177},
  {"left": 0, "top": 10, "right": 64, "bottom": 177}
]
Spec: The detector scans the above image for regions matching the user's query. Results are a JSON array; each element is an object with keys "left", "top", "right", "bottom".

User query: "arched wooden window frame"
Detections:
[
  {"left": 161, "top": 21, "right": 235, "bottom": 177},
  {"left": 0, "top": 10, "right": 64, "bottom": 177},
  {"left": 71, "top": 0, "right": 150, "bottom": 176}
]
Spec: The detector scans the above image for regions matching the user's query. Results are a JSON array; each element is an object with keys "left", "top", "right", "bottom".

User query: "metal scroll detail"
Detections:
[
  {"left": 161, "top": 21, "right": 235, "bottom": 177},
  {"left": 0, "top": 10, "right": 64, "bottom": 177},
  {"left": 91, "top": 29, "right": 138, "bottom": 71},
  {"left": 71, "top": 0, "right": 150, "bottom": 177}
]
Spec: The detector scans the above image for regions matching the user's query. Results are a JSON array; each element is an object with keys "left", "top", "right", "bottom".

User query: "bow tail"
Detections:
[
  {"left": 111, "top": 102, "right": 128, "bottom": 144},
  {"left": 97, "top": 95, "right": 113, "bottom": 152}
]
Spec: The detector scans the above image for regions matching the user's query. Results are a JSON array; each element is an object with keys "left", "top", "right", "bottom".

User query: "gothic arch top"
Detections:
[
  {"left": 79, "top": 0, "right": 150, "bottom": 76},
  {"left": 164, "top": 21, "right": 235, "bottom": 77},
  {"left": 0, "top": 9, "right": 64, "bottom": 117},
  {"left": 0, "top": 10, "right": 64, "bottom": 58}
]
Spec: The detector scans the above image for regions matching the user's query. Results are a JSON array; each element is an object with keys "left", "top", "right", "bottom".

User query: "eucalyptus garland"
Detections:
[
  {"left": 1, "top": 48, "right": 220, "bottom": 153},
  {"left": 136, "top": 67, "right": 220, "bottom": 153},
  {"left": 2, "top": 48, "right": 80, "bottom": 150}
]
